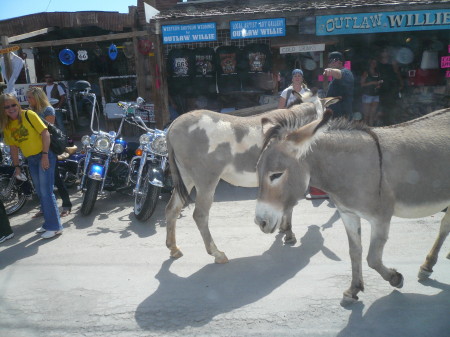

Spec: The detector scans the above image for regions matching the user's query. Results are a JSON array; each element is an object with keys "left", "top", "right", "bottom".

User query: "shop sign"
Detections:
[
  {"left": 230, "top": 18, "right": 285, "bottom": 39},
  {"left": 162, "top": 23, "right": 217, "bottom": 44},
  {"left": 441, "top": 56, "right": 450, "bottom": 68},
  {"left": 0, "top": 45, "right": 20, "bottom": 54},
  {"left": 316, "top": 9, "right": 450, "bottom": 35},
  {"left": 280, "top": 43, "right": 325, "bottom": 54}
]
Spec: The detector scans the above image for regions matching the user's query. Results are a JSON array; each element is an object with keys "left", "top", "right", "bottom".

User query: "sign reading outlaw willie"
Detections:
[
  {"left": 317, "top": 9, "right": 450, "bottom": 35},
  {"left": 162, "top": 23, "right": 217, "bottom": 44}
]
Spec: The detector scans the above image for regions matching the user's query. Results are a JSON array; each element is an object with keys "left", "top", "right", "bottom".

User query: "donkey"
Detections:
[
  {"left": 255, "top": 108, "right": 450, "bottom": 305},
  {"left": 165, "top": 93, "right": 339, "bottom": 263}
]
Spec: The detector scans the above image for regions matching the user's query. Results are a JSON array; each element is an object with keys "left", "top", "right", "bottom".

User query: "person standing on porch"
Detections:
[
  {"left": 323, "top": 51, "right": 354, "bottom": 119},
  {"left": 42, "top": 73, "right": 67, "bottom": 132},
  {"left": 278, "top": 69, "right": 310, "bottom": 109}
]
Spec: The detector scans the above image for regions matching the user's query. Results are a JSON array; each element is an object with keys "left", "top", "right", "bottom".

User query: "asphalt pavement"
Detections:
[{"left": 1, "top": 181, "right": 449, "bottom": 337}]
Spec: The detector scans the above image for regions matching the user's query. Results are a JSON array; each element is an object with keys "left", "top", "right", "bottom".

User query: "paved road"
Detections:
[{"left": 1, "top": 182, "right": 449, "bottom": 337}]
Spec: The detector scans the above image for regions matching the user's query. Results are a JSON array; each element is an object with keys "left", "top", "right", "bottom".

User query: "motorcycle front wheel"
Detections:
[
  {"left": 80, "top": 178, "right": 100, "bottom": 216},
  {"left": 0, "top": 176, "right": 27, "bottom": 216},
  {"left": 134, "top": 166, "right": 161, "bottom": 222}
]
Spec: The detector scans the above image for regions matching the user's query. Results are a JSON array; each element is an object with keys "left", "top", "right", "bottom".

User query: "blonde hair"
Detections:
[
  {"left": 0, "top": 93, "right": 22, "bottom": 131},
  {"left": 26, "top": 86, "right": 51, "bottom": 113}
]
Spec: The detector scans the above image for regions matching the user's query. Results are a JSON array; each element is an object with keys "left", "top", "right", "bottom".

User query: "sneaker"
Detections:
[
  {"left": 0, "top": 233, "right": 14, "bottom": 244},
  {"left": 35, "top": 227, "right": 46, "bottom": 233},
  {"left": 41, "top": 230, "right": 63, "bottom": 239}
]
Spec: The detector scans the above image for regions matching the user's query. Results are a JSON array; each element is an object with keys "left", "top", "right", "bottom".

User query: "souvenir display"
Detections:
[
  {"left": 108, "top": 44, "right": 118, "bottom": 60},
  {"left": 167, "top": 48, "right": 195, "bottom": 94},
  {"left": 59, "top": 48, "right": 75, "bottom": 65},
  {"left": 240, "top": 43, "right": 272, "bottom": 91},
  {"left": 216, "top": 45, "right": 242, "bottom": 93},
  {"left": 192, "top": 47, "right": 216, "bottom": 94}
]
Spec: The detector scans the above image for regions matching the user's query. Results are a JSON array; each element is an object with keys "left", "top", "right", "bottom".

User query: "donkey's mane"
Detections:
[{"left": 262, "top": 110, "right": 316, "bottom": 150}]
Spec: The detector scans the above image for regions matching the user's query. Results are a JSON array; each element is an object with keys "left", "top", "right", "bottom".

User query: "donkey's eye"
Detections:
[{"left": 270, "top": 172, "right": 283, "bottom": 182}]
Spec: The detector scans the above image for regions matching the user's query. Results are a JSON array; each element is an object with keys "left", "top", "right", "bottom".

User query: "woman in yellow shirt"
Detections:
[{"left": 0, "top": 93, "right": 62, "bottom": 239}]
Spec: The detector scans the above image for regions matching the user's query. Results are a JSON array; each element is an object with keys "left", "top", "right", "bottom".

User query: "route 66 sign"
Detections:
[
  {"left": 108, "top": 44, "right": 118, "bottom": 60},
  {"left": 77, "top": 50, "right": 88, "bottom": 61}
]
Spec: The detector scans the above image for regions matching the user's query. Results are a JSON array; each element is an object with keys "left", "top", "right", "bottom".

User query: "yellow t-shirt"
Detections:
[{"left": 4, "top": 110, "right": 47, "bottom": 157}]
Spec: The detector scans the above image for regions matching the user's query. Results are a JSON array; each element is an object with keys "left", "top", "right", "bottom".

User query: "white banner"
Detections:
[{"left": 280, "top": 44, "right": 325, "bottom": 54}]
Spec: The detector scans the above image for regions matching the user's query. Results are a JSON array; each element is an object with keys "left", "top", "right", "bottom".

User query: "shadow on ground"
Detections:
[
  {"left": 337, "top": 279, "right": 450, "bottom": 337},
  {"left": 135, "top": 225, "right": 336, "bottom": 331}
]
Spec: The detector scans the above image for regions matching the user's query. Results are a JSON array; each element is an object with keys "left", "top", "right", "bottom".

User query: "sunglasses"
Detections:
[
  {"left": 4, "top": 104, "right": 18, "bottom": 110},
  {"left": 328, "top": 58, "right": 341, "bottom": 63}
]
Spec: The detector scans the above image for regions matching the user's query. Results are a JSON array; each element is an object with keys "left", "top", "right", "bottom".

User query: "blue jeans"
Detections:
[
  {"left": 28, "top": 151, "right": 62, "bottom": 231},
  {"left": 54, "top": 109, "right": 66, "bottom": 134}
]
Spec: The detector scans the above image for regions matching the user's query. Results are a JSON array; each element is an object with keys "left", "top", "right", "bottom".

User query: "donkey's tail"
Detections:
[{"left": 167, "top": 137, "right": 191, "bottom": 205}]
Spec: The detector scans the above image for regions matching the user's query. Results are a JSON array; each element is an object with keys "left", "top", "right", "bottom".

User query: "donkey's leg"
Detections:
[
  {"left": 165, "top": 183, "right": 193, "bottom": 259},
  {"left": 418, "top": 208, "right": 450, "bottom": 280},
  {"left": 279, "top": 209, "right": 297, "bottom": 245},
  {"left": 193, "top": 182, "right": 228, "bottom": 264},
  {"left": 366, "top": 217, "right": 404, "bottom": 288},
  {"left": 339, "top": 212, "right": 364, "bottom": 306}
]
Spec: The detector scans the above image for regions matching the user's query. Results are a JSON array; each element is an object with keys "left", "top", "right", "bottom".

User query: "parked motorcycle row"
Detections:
[{"left": 0, "top": 89, "right": 171, "bottom": 222}]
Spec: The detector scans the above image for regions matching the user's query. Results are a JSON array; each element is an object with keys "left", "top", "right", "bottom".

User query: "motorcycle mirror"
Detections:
[{"left": 136, "top": 97, "right": 145, "bottom": 106}]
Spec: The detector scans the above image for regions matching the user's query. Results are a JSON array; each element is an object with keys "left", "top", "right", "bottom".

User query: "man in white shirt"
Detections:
[{"left": 43, "top": 74, "right": 66, "bottom": 109}]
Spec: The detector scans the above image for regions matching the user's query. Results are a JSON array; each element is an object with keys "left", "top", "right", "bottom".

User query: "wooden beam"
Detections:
[
  {"left": 18, "top": 30, "right": 149, "bottom": 49},
  {"left": 8, "top": 27, "right": 55, "bottom": 43}
]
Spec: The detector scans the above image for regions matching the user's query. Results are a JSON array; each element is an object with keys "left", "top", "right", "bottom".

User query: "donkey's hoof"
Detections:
[
  {"left": 214, "top": 253, "right": 229, "bottom": 264},
  {"left": 390, "top": 272, "right": 404, "bottom": 288},
  {"left": 170, "top": 249, "right": 183, "bottom": 259},
  {"left": 284, "top": 234, "right": 297, "bottom": 245},
  {"left": 418, "top": 267, "right": 432, "bottom": 280},
  {"left": 340, "top": 294, "right": 358, "bottom": 307},
  {"left": 446, "top": 252, "right": 450, "bottom": 260}
]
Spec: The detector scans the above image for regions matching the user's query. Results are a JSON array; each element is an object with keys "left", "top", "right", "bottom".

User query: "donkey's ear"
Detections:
[
  {"left": 312, "top": 108, "right": 333, "bottom": 134},
  {"left": 292, "top": 90, "right": 303, "bottom": 102},
  {"left": 261, "top": 117, "right": 275, "bottom": 136},
  {"left": 320, "top": 96, "right": 340, "bottom": 108}
]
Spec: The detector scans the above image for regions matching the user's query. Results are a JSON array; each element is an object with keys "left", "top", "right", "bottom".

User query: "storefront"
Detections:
[
  {"left": 0, "top": 9, "right": 154, "bottom": 133},
  {"left": 149, "top": 0, "right": 449, "bottom": 125}
]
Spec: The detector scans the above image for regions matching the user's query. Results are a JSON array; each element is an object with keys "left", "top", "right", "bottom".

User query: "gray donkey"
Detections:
[
  {"left": 255, "top": 108, "right": 450, "bottom": 305},
  {"left": 165, "top": 94, "right": 338, "bottom": 263}
]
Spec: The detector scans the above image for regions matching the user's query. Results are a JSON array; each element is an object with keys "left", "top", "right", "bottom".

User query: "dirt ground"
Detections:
[{"left": 1, "top": 181, "right": 449, "bottom": 337}]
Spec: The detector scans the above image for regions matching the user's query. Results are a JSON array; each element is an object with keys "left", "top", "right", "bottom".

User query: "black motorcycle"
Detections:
[{"left": 0, "top": 142, "right": 34, "bottom": 215}]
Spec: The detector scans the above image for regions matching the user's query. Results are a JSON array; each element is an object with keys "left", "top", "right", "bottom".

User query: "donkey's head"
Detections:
[{"left": 254, "top": 109, "right": 333, "bottom": 234}]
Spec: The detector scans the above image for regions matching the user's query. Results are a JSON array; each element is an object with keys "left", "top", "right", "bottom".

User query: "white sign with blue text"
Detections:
[
  {"left": 230, "top": 18, "right": 286, "bottom": 39},
  {"left": 317, "top": 9, "right": 450, "bottom": 35},
  {"left": 162, "top": 23, "right": 217, "bottom": 44}
]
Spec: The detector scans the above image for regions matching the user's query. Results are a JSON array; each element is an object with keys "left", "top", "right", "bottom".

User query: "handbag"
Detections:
[{"left": 25, "top": 110, "right": 67, "bottom": 155}]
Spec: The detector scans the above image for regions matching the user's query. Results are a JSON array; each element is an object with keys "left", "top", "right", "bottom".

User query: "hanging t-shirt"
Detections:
[
  {"left": 192, "top": 47, "right": 216, "bottom": 94},
  {"left": 240, "top": 43, "right": 273, "bottom": 91},
  {"left": 216, "top": 45, "right": 241, "bottom": 93},
  {"left": 167, "top": 48, "right": 195, "bottom": 94}
]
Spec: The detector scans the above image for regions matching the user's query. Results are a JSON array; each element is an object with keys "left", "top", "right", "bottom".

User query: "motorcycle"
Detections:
[
  {"left": 122, "top": 100, "right": 172, "bottom": 221},
  {"left": 78, "top": 88, "right": 139, "bottom": 215},
  {"left": 0, "top": 142, "right": 34, "bottom": 215}
]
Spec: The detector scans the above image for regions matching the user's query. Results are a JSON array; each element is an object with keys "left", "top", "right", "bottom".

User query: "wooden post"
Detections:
[
  {"left": 1, "top": 36, "right": 13, "bottom": 80},
  {"left": 149, "top": 28, "right": 169, "bottom": 129}
]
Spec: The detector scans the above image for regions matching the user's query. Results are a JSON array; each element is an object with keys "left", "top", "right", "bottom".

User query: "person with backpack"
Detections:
[
  {"left": 0, "top": 93, "right": 62, "bottom": 239},
  {"left": 27, "top": 87, "right": 72, "bottom": 218}
]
